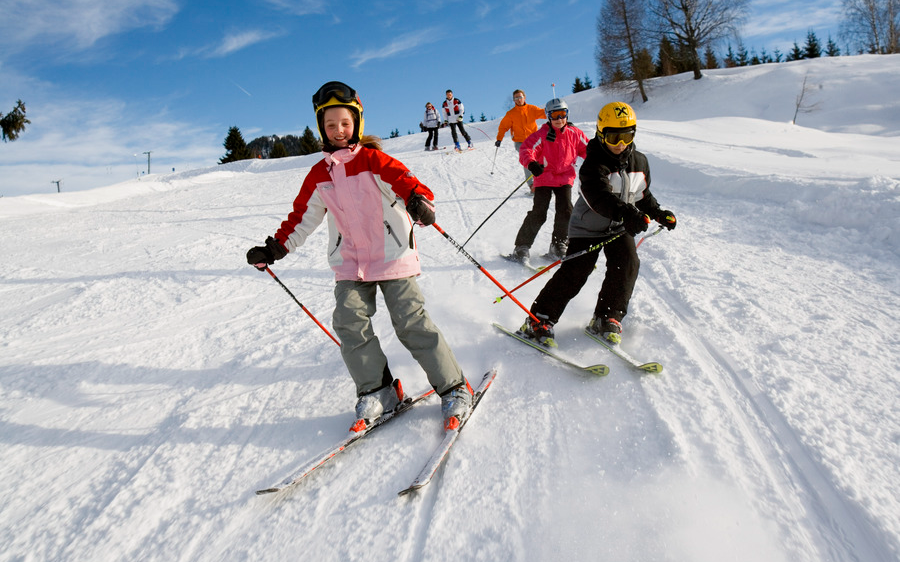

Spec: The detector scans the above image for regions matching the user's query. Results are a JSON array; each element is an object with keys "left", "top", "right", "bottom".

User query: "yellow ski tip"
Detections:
[
  {"left": 585, "top": 364, "right": 609, "bottom": 376},
  {"left": 639, "top": 362, "right": 663, "bottom": 374}
]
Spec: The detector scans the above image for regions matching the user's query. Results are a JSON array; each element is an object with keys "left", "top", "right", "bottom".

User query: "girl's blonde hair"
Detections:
[{"left": 359, "top": 134, "right": 383, "bottom": 151}]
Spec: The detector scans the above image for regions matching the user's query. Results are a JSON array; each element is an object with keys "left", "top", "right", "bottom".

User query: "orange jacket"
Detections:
[{"left": 496, "top": 104, "right": 547, "bottom": 143}]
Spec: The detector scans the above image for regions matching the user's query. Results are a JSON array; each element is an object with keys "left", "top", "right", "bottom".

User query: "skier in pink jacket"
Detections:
[
  {"left": 510, "top": 98, "right": 589, "bottom": 263},
  {"left": 246, "top": 81, "right": 472, "bottom": 433}
]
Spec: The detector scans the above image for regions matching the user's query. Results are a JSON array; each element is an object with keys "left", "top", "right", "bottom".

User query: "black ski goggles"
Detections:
[
  {"left": 312, "top": 81, "right": 359, "bottom": 108},
  {"left": 603, "top": 127, "right": 636, "bottom": 146}
]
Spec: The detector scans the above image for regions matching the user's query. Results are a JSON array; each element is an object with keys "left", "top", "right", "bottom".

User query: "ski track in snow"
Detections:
[{"left": 1, "top": 56, "right": 899, "bottom": 562}]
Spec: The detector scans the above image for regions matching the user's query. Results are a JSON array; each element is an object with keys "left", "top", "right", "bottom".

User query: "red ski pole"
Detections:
[
  {"left": 494, "top": 232, "right": 626, "bottom": 303},
  {"left": 431, "top": 223, "right": 541, "bottom": 323},
  {"left": 263, "top": 266, "right": 341, "bottom": 347}
]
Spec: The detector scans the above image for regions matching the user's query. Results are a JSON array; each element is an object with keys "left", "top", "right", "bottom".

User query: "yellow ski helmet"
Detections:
[
  {"left": 596, "top": 101, "right": 637, "bottom": 145},
  {"left": 313, "top": 81, "right": 365, "bottom": 148}
]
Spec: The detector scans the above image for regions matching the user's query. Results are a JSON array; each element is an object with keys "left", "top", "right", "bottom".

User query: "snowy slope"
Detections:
[{"left": 1, "top": 55, "right": 899, "bottom": 562}]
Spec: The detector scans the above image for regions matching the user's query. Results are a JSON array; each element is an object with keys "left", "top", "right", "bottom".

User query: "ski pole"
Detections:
[
  {"left": 431, "top": 222, "right": 541, "bottom": 323},
  {"left": 460, "top": 174, "right": 534, "bottom": 250},
  {"left": 636, "top": 225, "right": 664, "bottom": 249},
  {"left": 263, "top": 266, "right": 341, "bottom": 347},
  {"left": 489, "top": 146, "right": 498, "bottom": 175},
  {"left": 494, "top": 232, "right": 625, "bottom": 303}
]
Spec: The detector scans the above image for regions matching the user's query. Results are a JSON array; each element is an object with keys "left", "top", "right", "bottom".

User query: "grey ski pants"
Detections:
[{"left": 333, "top": 277, "right": 464, "bottom": 396}]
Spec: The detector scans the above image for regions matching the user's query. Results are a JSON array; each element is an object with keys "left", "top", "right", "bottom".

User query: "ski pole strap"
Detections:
[
  {"left": 494, "top": 232, "right": 625, "bottom": 303},
  {"left": 431, "top": 222, "right": 541, "bottom": 323},
  {"left": 460, "top": 174, "right": 534, "bottom": 250},
  {"left": 265, "top": 267, "right": 342, "bottom": 347}
]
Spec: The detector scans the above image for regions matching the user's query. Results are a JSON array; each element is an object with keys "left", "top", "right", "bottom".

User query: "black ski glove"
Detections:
[
  {"left": 527, "top": 162, "right": 544, "bottom": 177},
  {"left": 654, "top": 209, "right": 677, "bottom": 230},
  {"left": 246, "top": 236, "right": 287, "bottom": 270},
  {"left": 406, "top": 192, "right": 435, "bottom": 226},
  {"left": 621, "top": 205, "right": 650, "bottom": 236},
  {"left": 495, "top": 140, "right": 502, "bottom": 148}
]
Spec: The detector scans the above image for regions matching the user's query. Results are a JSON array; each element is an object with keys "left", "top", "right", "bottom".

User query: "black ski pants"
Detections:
[
  {"left": 514, "top": 185, "right": 572, "bottom": 249},
  {"left": 425, "top": 127, "right": 439, "bottom": 148},
  {"left": 447, "top": 121, "right": 472, "bottom": 144},
  {"left": 530, "top": 232, "right": 640, "bottom": 325}
]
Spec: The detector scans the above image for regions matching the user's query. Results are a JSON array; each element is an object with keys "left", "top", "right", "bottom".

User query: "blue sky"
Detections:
[{"left": 0, "top": 0, "right": 843, "bottom": 196}]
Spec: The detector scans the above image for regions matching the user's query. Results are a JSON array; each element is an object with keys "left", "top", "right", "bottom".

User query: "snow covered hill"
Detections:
[{"left": 1, "top": 55, "right": 899, "bottom": 562}]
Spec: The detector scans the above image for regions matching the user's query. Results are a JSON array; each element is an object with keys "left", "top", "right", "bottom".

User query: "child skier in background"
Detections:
[
  {"left": 519, "top": 101, "right": 676, "bottom": 347},
  {"left": 421, "top": 102, "right": 441, "bottom": 151},
  {"left": 246, "top": 81, "right": 472, "bottom": 432},
  {"left": 510, "top": 98, "right": 589, "bottom": 263}
]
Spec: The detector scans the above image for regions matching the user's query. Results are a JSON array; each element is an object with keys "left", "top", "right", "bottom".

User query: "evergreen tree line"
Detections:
[{"left": 219, "top": 126, "right": 321, "bottom": 164}]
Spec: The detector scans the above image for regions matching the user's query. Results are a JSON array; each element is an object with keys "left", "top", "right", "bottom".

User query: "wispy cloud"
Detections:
[
  {"left": 0, "top": 0, "right": 178, "bottom": 54},
  {"left": 349, "top": 29, "right": 440, "bottom": 69},
  {"left": 207, "top": 29, "right": 283, "bottom": 58},
  {"left": 166, "top": 29, "right": 285, "bottom": 61},
  {"left": 262, "top": 0, "right": 326, "bottom": 16}
]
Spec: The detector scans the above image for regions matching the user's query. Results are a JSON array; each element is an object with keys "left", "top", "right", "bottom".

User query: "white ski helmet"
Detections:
[{"left": 544, "top": 98, "right": 568, "bottom": 121}]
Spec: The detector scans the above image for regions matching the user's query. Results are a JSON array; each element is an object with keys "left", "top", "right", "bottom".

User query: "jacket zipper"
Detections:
[
  {"left": 384, "top": 221, "right": 402, "bottom": 247},
  {"left": 329, "top": 233, "right": 342, "bottom": 256}
]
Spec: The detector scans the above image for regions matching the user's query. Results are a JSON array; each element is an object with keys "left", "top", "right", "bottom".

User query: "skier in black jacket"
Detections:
[{"left": 518, "top": 101, "right": 676, "bottom": 347}]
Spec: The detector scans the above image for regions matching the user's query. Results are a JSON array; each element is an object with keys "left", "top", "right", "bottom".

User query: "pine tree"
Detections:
[
  {"left": 1, "top": 99, "right": 30, "bottom": 142},
  {"left": 825, "top": 35, "right": 841, "bottom": 56},
  {"left": 479, "top": 112, "right": 487, "bottom": 122},
  {"left": 703, "top": 44, "right": 719, "bottom": 68},
  {"left": 787, "top": 42, "right": 804, "bottom": 61},
  {"left": 736, "top": 40, "right": 750, "bottom": 66},
  {"left": 299, "top": 127, "right": 321, "bottom": 155},
  {"left": 657, "top": 36, "right": 678, "bottom": 75},
  {"left": 572, "top": 77, "right": 587, "bottom": 93},
  {"left": 219, "top": 126, "right": 252, "bottom": 164},
  {"left": 804, "top": 29, "right": 822, "bottom": 58},
  {"left": 723, "top": 44, "right": 737, "bottom": 67},
  {"left": 583, "top": 73, "right": 593, "bottom": 89},
  {"left": 270, "top": 142, "right": 288, "bottom": 159}
]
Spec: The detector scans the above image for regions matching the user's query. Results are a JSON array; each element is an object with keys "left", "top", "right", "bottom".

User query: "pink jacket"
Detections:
[
  {"left": 519, "top": 122, "right": 589, "bottom": 188},
  {"left": 274, "top": 145, "right": 433, "bottom": 282}
]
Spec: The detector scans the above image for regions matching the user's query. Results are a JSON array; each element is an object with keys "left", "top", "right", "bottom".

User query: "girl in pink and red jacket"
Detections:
[
  {"left": 246, "top": 81, "right": 471, "bottom": 433},
  {"left": 511, "top": 98, "right": 589, "bottom": 263}
]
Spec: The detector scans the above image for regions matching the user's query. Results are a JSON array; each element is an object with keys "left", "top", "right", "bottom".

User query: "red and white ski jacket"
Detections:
[
  {"left": 519, "top": 122, "right": 589, "bottom": 188},
  {"left": 273, "top": 145, "right": 433, "bottom": 282}
]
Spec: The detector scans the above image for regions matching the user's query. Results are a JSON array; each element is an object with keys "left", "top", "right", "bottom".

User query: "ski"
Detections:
[
  {"left": 255, "top": 388, "right": 435, "bottom": 495},
  {"left": 583, "top": 329, "right": 663, "bottom": 373},
  {"left": 398, "top": 369, "right": 497, "bottom": 496},
  {"left": 500, "top": 253, "right": 548, "bottom": 273},
  {"left": 492, "top": 323, "right": 609, "bottom": 376}
]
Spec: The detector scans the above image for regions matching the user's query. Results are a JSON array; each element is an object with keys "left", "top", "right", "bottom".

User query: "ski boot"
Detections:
[
  {"left": 350, "top": 379, "right": 405, "bottom": 432},
  {"left": 587, "top": 317, "right": 622, "bottom": 345},
  {"left": 440, "top": 379, "right": 474, "bottom": 431},
  {"left": 518, "top": 314, "right": 557, "bottom": 348}
]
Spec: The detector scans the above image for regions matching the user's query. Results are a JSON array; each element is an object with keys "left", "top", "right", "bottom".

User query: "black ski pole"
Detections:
[
  {"left": 460, "top": 174, "right": 534, "bottom": 250},
  {"left": 431, "top": 222, "right": 542, "bottom": 324}
]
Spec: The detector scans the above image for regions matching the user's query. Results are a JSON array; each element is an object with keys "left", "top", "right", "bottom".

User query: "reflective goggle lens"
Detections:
[
  {"left": 603, "top": 130, "right": 635, "bottom": 146},
  {"left": 549, "top": 109, "right": 568, "bottom": 120},
  {"left": 313, "top": 82, "right": 358, "bottom": 108}
]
